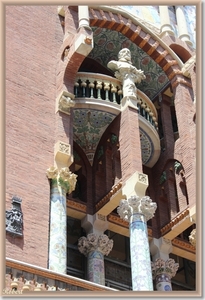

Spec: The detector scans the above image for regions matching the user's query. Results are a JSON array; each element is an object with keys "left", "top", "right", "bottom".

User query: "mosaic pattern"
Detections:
[
  {"left": 140, "top": 127, "right": 153, "bottom": 165},
  {"left": 73, "top": 108, "right": 154, "bottom": 166},
  {"left": 48, "top": 186, "right": 67, "bottom": 274},
  {"left": 89, "top": 27, "right": 169, "bottom": 101},
  {"left": 130, "top": 214, "right": 153, "bottom": 291},
  {"left": 87, "top": 251, "right": 105, "bottom": 285},
  {"left": 73, "top": 109, "right": 116, "bottom": 164},
  {"left": 156, "top": 274, "right": 172, "bottom": 291}
]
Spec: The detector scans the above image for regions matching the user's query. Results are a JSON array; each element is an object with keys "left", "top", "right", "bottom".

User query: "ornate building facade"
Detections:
[{"left": 5, "top": 4, "right": 198, "bottom": 295}]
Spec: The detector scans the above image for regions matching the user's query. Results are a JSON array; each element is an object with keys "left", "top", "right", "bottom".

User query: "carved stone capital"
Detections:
[
  {"left": 189, "top": 228, "right": 196, "bottom": 247},
  {"left": 78, "top": 233, "right": 113, "bottom": 256},
  {"left": 46, "top": 166, "right": 77, "bottom": 194},
  {"left": 117, "top": 195, "right": 157, "bottom": 222},
  {"left": 151, "top": 258, "right": 179, "bottom": 279}
]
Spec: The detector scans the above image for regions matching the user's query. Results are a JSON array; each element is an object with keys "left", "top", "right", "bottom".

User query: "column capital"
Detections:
[
  {"left": 151, "top": 258, "right": 179, "bottom": 279},
  {"left": 117, "top": 195, "right": 157, "bottom": 222},
  {"left": 189, "top": 228, "right": 196, "bottom": 247},
  {"left": 78, "top": 233, "right": 113, "bottom": 256},
  {"left": 46, "top": 166, "right": 77, "bottom": 194}
]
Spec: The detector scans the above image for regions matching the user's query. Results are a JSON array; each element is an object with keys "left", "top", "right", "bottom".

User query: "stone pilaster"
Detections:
[
  {"left": 46, "top": 166, "right": 77, "bottom": 274},
  {"left": 150, "top": 237, "right": 173, "bottom": 261},
  {"left": 117, "top": 195, "right": 157, "bottom": 291},
  {"left": 151, "top": 258, "right": 179, "bottom": 291},
  {"left": 78, "top": 233, "right": 113, "bottom": 285}
]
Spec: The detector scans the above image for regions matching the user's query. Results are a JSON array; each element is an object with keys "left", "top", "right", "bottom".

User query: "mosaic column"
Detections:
[
  {"left": 117, "top": 195, "right": 157, "bottom": 291},
  {"left": 46, "top": 166, "right": 77, "bottom": 274},
  {"left": 78, "top": 233, "right": 113, "bottom": 285},
  {"left": 151, "top": 258, "right": 179, "bottom": 291}
]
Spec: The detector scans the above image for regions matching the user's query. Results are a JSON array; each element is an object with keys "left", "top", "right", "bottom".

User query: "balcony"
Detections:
[{"left": 73, "top": 72, "right": 161, "bottom": 168}]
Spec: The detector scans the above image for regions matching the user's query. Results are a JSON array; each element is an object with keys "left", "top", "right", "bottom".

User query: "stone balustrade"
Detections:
[{"left": 74, "top": 72, "right": 158, "bottom": 131}]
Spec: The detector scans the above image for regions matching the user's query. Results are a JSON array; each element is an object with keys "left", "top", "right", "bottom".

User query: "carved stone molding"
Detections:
[
  {"left": 181, "top": 55, "right": 196, "bottom": 78},
  {"left": 117, "top": 195, "right": 157, "bottom": 222},
  {"left": 78, "top": 233, "right": 113, "bottom": 256},
  {"left": 151, "top": 258, "right": 179, "bottom": 279},
  {"left": 6, "top": 196, "right": 23, "bottom": 237},
  {"left": 46, "top": 166, "right": 77, "bottom": 194},
  {"left": 189, "top": 228, "right": 196, "bottom": 247},
  {"left": 160, "top": 208, "right": 190, "bottom": 235}
]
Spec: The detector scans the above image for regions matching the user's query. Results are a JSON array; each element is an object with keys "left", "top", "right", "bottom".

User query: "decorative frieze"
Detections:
[
  {"left": 78, "top": 233, "right": 113, "bottom": 256},
  {"left": 117, "top": 195, "right": 157, "bottom": 222},
  {"left": 6, "top": 196, "right": 23, "bottom": 237}
]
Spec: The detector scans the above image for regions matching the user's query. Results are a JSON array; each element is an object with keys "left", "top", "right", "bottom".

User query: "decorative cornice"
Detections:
[
  {"left": 151, "top": 258, "right": 179, "bottom": 279},
  {"left": 189, "top": 228, "right": 196, "bottom": 247},
  {"left": 117, "top": 195, "right": 157, "bottom": 222},
  {"left": 66, "top": 199, "right": 86, "bottom": 213},
  {"left": 5, "top": 259, "right": 115, "bottom": 291},
  {"left": 78, "top": 233, "right": 113, "bottom": 256},
  {"left": 172, "top": 237, "right": 196, "bottom": 253},
  {"left": 96, "top": 181, "right": 122, "bottom": 211},
  {"left": 160, "top": 208, "right": 190, "bottom": 235}
]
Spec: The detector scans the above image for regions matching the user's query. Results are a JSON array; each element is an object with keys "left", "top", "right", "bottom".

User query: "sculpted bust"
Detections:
[{"left": 107, "top": 48, "right": 146, "bottom": 99}]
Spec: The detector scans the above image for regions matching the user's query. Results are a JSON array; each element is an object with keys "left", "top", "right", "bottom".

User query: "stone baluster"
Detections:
[
  {"left": 81, "top": 80, "right": 87, "bottom": 97},
  {"left": 151, "top": 258, "right": 179, "bottom": 291},
  {"left": 96, "top": 81, "right": 102, "bottom": 99},
  {"left": 118, "top": 89, "right": 123, "bottom": 102},
  {"left": 88, "top": 81, "right": 95, "bottom": 98},
  {"left": 74, "top": 81, "right": 79, "bottom": 97},
  {"left": 111, "top": 84, "right": 117, "bottom": 103},
  {"left": 104, "top": 82, "right": 110, "bottom": 101},
  {"left": 46, "top": 166, "right": 77, "bottom": 274},
  {"left": 117, "top": 194, "right": 157, "bottom": 291},
  {"left": 78, "top": 6, "right": 90, "bottom": 30}
]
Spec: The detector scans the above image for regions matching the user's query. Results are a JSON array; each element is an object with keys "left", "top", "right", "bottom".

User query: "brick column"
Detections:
[
  {"left": 46, "top": 166, "right": 77, "bottom": 274},
  {"left": 117, "top": 195, "right": 157, "bottom": 291},
  {"left": 172, "top": 79, "right": 196, "bottom": 215}
]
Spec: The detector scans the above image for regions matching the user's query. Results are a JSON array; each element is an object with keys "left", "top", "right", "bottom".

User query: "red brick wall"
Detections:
[{"left": 6, "top": 6, "right": 63, "bottom": 268}]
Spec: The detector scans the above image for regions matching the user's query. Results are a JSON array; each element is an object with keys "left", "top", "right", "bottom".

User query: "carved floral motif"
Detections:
[
  {"left": 151, "top": 258, "right": 179, "bottom": 279},
  {"left": 78, "top": 233, "right": 113, "bottom": 256},
  {"left": 117, "top": 195, "right": 157, "bottom": 222}
]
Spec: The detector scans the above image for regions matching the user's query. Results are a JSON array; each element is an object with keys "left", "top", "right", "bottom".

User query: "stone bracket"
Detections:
[
  {"left": 122, "top": 171, "right": 149, "bottom": 199},
  {"left": 54, "top": 141, "right": 73, "bottom": 168},
  {"left": 56, "top": 90, "right": 75, "bottom": 115}
]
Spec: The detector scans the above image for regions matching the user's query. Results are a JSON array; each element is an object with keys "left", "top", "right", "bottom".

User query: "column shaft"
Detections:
[
  {"left": 48, "top": 183, "right": 67, "bottom": 274},
  {"left": 130, "top": 213, "right": 153, "bottom": 290},
  {"left": 87, "top": 250, "right": 105, "bottom": 285}
]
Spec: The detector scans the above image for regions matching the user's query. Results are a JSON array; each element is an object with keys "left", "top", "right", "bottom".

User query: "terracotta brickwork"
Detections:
[{"left": 5, "top": 6, "right": 63, "bottom": 268}]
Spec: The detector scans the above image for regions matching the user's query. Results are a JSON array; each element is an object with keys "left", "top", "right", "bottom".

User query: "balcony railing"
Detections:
[{"left": 74, "top": 72, "right": 158, "bottom": 131}]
